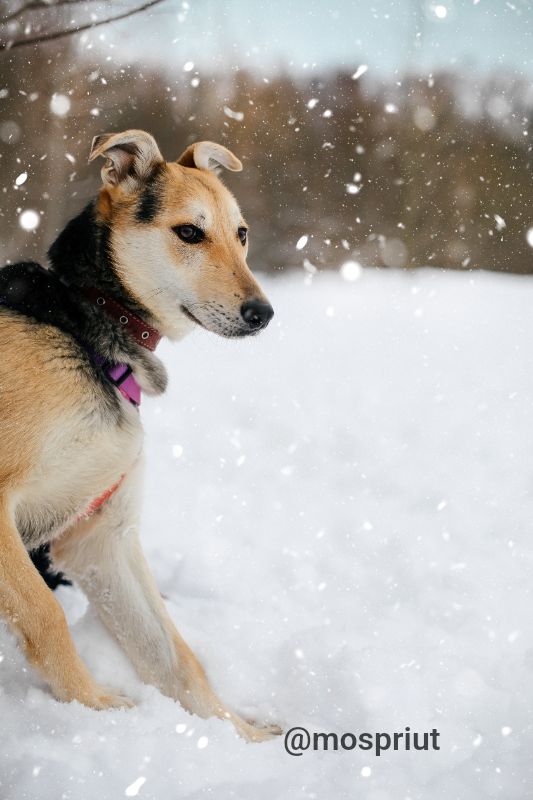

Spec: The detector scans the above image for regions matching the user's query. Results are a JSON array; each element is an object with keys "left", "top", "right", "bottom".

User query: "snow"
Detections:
[
  {"left": 222, "top": 106, "right": 244, "bottom": 122},
  {"left": 1, "top": 268, "right": 533, "bottom": 798},
  {"left": 433, "top": 5, "right": 448, "bottom": 20},
  {"left": 346, "top": 183, "right": 361, "bottom": 195},
  {"left": 49, "top": 93, "right": 71, "bottom": 117},
  {"left": 18, "top": 209, "right": 40, "bottom": 231},
  {"left": 340, "top": 260, "right": 363, "bottom": 281},
  {"left": 352, "top": 65, "right": 368, "bottom": 81}
]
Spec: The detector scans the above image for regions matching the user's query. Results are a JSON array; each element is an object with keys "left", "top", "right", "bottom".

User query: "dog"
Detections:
[{"left": 0, "top": 130, "right": 279, "bottom": 742}]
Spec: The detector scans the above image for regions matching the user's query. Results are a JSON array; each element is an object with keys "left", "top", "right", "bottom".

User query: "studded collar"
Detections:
[{"left": 80, "top": 286, "right": 162, "bottom": 352}]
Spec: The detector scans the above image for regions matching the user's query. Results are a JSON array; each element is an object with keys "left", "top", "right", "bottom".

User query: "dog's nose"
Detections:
[{"left": 240, "top": 298, "right": 274, "bottom": 330}]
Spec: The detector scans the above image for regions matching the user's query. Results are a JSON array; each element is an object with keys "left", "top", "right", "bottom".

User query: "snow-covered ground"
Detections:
[{"left": 1, "top": 268, "right": 533, "bottom": 799}]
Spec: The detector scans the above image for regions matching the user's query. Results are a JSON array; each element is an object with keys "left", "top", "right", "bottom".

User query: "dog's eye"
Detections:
[
  {"left": 173, "top": 224, "right": 205, "bottom": 244},
  {"left": 238, "top": 227, "right": 248, "bottom": 246}
]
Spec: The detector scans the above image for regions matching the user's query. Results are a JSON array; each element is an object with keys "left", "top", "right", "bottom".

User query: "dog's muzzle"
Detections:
[{"left": 240, "top": 298, "right": 274, "bottom": 332}]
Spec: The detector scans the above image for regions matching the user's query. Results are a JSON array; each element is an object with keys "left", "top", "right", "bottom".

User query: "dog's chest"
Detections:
[{"left": 16, "top": 400, "right": 143, "bottom": 550}]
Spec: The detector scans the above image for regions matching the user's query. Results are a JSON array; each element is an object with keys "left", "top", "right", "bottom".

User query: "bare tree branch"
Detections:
[
  {"left": 1, "top": 1, "right": 96, "bottom": 25},
  {"left": 0, "top": 0, "right": 167, "bottom": 51}
]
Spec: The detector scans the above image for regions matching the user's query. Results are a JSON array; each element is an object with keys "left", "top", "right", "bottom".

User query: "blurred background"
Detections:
[
  {"left": 2, "top": 7, "right": 533, "bottom": 797},
  {"left": 0, "top": 0, "right": 532, "bottom": 273}
]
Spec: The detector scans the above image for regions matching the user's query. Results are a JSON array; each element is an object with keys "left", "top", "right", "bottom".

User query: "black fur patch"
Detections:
[
  {"left": 48, "top": 203, "right": 116, "bottom": 290},
  {"left": 136, "top": 163, "right": 164, "bottom": 223},
  {"left": 30, "top": 544, "right": 71, "bottom": 590},
  {"left": 47, "top": 203, "right": 168, "bottom": 394},
  {"left": 0, "top": 261, "right": 84, "bottom": 335},
  {"left": 48, "top": 203, "right": 153, "bottom": 319}
]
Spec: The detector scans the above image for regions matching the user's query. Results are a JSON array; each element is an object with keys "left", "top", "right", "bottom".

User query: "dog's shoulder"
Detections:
[
  {"left": 0, "top": 266, "right": 125, "bottom": 439},
  {"left": 0, "top": 261, "right": 81, "bottom": 338},
  {"left": 0, "top": 290, "right": 140, "bottom": 515}
]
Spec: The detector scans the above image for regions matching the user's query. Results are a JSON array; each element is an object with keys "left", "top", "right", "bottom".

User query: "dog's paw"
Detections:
[
  {"left": 77, "top": 685, "right": 135, "bottom": 711},
  {"left": 232, "top": 716, "right": 283, "bottom": 743}
]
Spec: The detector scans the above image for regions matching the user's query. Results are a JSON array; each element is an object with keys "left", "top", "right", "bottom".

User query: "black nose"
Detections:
[{"left": 240, "top": 298, "right": 274, "bottom": 330}]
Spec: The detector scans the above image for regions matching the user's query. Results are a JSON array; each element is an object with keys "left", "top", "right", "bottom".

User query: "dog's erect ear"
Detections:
[
  {"left": 177, "top": 141, "right": 242, "bottom": 172},
  {"left": 89, "top": 130, "right": 164, "bottom": 190}
]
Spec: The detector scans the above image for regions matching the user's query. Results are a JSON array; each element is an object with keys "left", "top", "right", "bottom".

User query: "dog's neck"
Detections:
[
  {"left": 49, "top": 202, "right": 149, "bottom": 317},
  {"left": 48, "top": 202, "right": 168, "bottom": 396}
]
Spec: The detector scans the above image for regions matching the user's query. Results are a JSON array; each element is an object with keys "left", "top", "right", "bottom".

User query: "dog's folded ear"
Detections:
[
  {"left": 89, "top": 130, "right": 164, "bottom": 190},
  {"left": 177, "top": 141, "right": 242, "bottom": 173}
]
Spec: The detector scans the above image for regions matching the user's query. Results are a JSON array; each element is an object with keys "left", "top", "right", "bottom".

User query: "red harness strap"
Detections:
[{"left": 76, "top": 474, "right": 126, "bottom": 522}]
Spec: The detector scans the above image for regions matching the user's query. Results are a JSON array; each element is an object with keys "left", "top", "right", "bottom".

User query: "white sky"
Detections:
[{"left": 96, "top": 0, "right": 533, "bottom": 78}]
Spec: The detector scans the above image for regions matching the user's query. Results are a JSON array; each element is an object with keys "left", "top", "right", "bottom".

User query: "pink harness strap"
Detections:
[
  {"left": 107, "top": 363, "right": 141, "bottom": 406},
  {"left": 76, "top": 474, "right": 126, "bottom": 522}
]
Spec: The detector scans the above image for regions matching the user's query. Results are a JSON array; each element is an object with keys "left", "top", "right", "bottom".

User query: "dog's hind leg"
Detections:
[
  {"left": 51, "top": 462, "right": 280, "bottom": 742},
  {"left": 0, "top": 494, "right": 132, "bottom": 709}
]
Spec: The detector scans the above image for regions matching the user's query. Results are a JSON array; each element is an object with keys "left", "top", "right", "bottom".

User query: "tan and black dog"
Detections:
[{"left": 0, "top": 130, "right": 279, "bottom": 742}]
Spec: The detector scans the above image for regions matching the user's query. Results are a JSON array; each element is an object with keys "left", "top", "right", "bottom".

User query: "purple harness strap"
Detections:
[
  {"left": 107, "top": 363, "right": 142, "bottom": 407},
  {"left": 92, "top": 354, "right": 142, "bottom": 407}
]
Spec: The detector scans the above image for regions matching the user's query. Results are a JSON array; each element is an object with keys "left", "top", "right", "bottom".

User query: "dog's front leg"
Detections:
[
  {"left": 51, "top": 462, "right": 280, "bottom": 742},
  {"left": 0, "top": 496, "right": 132, "bottom": 710}
]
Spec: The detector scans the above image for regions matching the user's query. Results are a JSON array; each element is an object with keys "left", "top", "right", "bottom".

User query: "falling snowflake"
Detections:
[
  {"left": 340, "top": 261, "right": 362, "bottom": 281},
  {"left": 19, "top": 209, "right": 40, "bottom": 231},
  {"left": 125, "top": 776, "right": 146, "bottom": 797},
  {"left": 50, "top": 93, "right": 71, "bottom": 117},
  {"left": 352, "top": 65, "right": 368, "bottom": 80},
  {"left": 223, "top": 106, "right": 244, "bottom": 121}
]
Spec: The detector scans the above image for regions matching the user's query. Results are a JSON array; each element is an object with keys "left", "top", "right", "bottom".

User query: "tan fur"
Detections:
[
  {"left": 0, "top": 131, "right": 279, "bottom": 742},
  {"left": 109, "top": 165, "right": 267, "bottom": 340},
  {"left": 50, "top": 462, "right": 277, "bottom": 741},
  {"left": 90, "top": 131, "right": 269, "bottom": 341},
  {"left": 0, "top": 495, "right": 132, "bottom": 709}
]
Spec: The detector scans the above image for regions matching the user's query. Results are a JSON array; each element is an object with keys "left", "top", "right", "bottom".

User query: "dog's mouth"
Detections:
[
  {"left": 180, "top": 303, "right": 255, "bottom": 339},
  {"left": 180, "top": 304, "right": 206, "bottom": 329}
]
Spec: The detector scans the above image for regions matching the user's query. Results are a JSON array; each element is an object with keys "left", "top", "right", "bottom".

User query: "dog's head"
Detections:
[{"left": 89, "top": 129, "right": 273, "bottom": 340}]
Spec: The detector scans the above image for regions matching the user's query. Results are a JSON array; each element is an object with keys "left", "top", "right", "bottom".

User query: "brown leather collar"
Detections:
[{"left": 81, "top": 286, "right": 161, "bottom": 352}]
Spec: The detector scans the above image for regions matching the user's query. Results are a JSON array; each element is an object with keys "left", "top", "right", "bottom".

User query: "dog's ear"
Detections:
[
  {"left": 89, "top": 130, "right": 164, "bottom": 190},
  {"left": 177, "top": 141, "right": 242, "bottom": 172}
]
